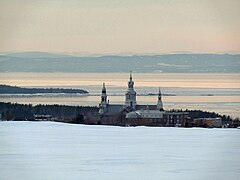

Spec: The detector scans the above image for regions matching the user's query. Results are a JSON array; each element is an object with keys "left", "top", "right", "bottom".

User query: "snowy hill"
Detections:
[{"left": 0, "top": 121, "right": 239, "bottom": 180}]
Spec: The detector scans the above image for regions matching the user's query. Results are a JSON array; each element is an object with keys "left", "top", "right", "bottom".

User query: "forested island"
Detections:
[{"left": 0, "top": 85, "right": 88, "bottom": 94}]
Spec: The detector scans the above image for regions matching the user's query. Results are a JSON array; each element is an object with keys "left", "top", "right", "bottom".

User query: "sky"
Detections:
[{"left": 0, "top": 0, "right": 239, "bottom": 54}]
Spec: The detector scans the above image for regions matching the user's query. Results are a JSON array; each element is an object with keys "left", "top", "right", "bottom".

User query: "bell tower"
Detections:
[{"left": 125, "top": 72, "right": 137, "bottom": 109}]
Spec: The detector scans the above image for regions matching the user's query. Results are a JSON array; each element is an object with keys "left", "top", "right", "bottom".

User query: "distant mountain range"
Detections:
[{"left": 0, "top": 51, "right": 239, "bottom": 73}]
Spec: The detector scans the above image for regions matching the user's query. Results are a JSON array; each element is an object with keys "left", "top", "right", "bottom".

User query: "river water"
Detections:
[{"left": 0, "top": 73, "right": 239, "bottom": 117}]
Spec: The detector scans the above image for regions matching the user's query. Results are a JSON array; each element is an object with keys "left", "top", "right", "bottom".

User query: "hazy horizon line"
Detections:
[{"left": 1, "top": 50, "right": 240, "bottom": 56}]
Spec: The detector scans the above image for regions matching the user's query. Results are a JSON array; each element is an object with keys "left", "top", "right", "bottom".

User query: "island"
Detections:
[{"left": 0, "top": 84, "right": 88, "bottom": 94}]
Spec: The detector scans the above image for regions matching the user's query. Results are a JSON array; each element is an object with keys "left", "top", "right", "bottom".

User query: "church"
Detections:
[{"left": 98, "top": 73, "right": 188, "bottom": 127}]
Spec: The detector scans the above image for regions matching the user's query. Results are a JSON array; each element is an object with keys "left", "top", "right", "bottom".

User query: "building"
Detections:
[
  {"left": 193, "top": 117, "right": 222, "bottom": 128},
  {"left": 34, "top": 114, "right": 52, "bottom": 121},
  {"left": 99, "top": 73, "right": 160, "bottom": 116},
  {"left": 163, "top": 111, "right": 189, "bottom": 127},
  {"left": 98, "top": 73, "right": 188, "bottom": 127}
]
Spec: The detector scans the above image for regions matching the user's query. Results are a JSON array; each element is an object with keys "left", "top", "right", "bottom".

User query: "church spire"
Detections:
[
  {"left": 157, "top": 87, "right": 163, "bottom": 111},
  {"left": 101, "top": 82, "right": 107, "bottom": 105},
  {"left": 102, "top": 82, "right": 106, "bottom": 93},
  {"left": 128, "top": 71, "right": 134, "bottom": 89},
  {"left": 158, "top": 87, "right": 162, "bottom": 101},
  {"left": 99, "top": 82, "right": 108, "bottom": 115}
]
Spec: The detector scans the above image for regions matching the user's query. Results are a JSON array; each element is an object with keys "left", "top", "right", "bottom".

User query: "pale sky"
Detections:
[{"left": 0, "top": 0, "right": 239, "bottom": 54}]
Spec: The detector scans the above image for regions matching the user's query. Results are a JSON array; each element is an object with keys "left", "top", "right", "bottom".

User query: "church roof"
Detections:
[
  {"left": 105, "top": 104, "right": 123, "bottom": 115},
  {"left": 102, "top": 104, "right": 157, "bottom": 116},
  {"left": 136, "top": 105, "right": 156, "bottom": 110},
  {"left": 126, "top": 109, "right": 164, "bottom": 119}
]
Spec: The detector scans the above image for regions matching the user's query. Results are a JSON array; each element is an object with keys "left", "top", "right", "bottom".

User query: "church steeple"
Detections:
[
  {"left": 128, "top": 71, "right": 134, "bottom": 89},
  {"left": 158, "top": 87, "right": 162, "bottom": 101},
  {"left": 99, "top": 82, "right": 108, "bottom": 115},
  {"left": 125, "top": 72, "right": 137, "bottom": 109},
  {"left": 157, "top": 87, "right": 163, "bottom": 111},
  {"left": 102, "top": 82, "right": 106, "bottom": 93},
  {"left": 101, "top": 83, "right": 107, "bottom": 105}
]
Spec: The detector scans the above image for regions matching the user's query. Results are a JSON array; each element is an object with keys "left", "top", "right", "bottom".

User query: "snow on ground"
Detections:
[{"left": 0, "top": 121, "right": 239, "bottom": 180}]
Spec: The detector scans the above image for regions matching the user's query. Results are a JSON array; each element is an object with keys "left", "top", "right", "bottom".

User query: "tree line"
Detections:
[
  {"left": 0, "top": 102, "right": 239, "bottom": 126},
  {"left": 0, "top": 102, "right": 98, "bottom": 122}
]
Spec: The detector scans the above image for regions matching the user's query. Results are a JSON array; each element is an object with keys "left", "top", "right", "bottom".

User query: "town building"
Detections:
[
  {"left": 193, "top": 117, "right": 222, "bottom": 128},
  {"left": 34, "top": 114, "right": 52, "bottom": 121}
]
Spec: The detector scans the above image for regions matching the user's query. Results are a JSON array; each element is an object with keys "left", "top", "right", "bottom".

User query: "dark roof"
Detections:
[
  {"left": 136, "top": 105, "right": 156, "bottom": 110},
  {"left": 105, "top": 104, "right": 123, "bottom": 115},
  {"left": 104, "top": 104, "right": 157, "bottom": 116}
]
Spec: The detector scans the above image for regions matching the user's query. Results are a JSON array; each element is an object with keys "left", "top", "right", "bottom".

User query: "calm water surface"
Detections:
[{"left": 0, "top": 73, "right": 239, "bottom": 117}]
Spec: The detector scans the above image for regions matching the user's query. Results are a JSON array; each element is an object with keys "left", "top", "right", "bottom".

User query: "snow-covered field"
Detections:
[{"left": 0, "top": 122, "right": 239, "bottom": 180}]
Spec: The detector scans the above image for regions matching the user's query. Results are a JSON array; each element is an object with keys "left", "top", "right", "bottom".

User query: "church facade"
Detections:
[{"left": 98, "top": 73, "right": 188, "bottom": 127}]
